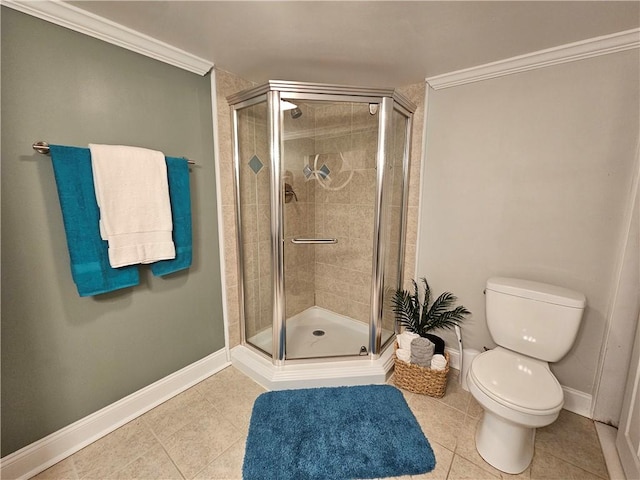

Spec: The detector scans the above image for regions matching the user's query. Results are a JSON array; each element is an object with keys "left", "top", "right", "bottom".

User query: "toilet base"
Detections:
[{"left": 475, "top": 410, "right": 535, "bottom": 474}]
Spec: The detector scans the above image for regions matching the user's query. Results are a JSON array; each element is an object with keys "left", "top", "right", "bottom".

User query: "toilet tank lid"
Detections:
[{"left": 486, "top": 277, "right": 586, "bottom": 308}]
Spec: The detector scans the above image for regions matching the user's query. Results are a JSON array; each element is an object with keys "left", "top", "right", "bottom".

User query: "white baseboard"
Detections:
[
  {"left": 445, "top": 345, "right": 461, "bottom": 370},
  {"left": 562, "top": 385, "right": 593, "bottom": 418},
  {"left": 0, "top": 349, "right": 230, "bottom": 480},
  {"left": 594, "top": 422, "right": 626, "bottom": 480}
]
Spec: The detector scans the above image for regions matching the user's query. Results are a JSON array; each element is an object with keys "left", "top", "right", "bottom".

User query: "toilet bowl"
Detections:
[
  {"left": 467, "top": 347, "right": 564, "bottom": 473},
  {"left": 469, "top": 277, "right": 586, "bottom": 474}
]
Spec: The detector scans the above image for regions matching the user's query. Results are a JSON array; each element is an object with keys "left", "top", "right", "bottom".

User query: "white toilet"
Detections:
[{"left": 467, "top": 277, "right": 586, "bottom": 474}]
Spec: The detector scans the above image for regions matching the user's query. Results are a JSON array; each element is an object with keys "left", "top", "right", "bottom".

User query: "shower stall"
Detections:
[{"left": 228, "top": 81, "right": 415, "bottom": 389}]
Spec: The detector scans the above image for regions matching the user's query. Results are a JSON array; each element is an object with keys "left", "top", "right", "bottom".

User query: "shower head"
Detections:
[{"left": 282, "top": 100, "right": 303, "bottom": 119}]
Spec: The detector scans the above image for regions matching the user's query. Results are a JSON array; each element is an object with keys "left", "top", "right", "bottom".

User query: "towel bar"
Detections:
[{"left": 32, "top": 141, "right": 196, "bottom": 165}]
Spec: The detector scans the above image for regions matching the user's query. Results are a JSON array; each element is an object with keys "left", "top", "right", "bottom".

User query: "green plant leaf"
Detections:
[
  {"left": 392, "top": 277, "right": 470, "bottom": 336},
  {"left": 427, "top": 292, "right": 457, "bottom": 320},
  {"left": 391, "top": 289, "right": 419, "bottom": 333},
  {"left": 420, "top": 278, "right": 431, "bottom": 313}
]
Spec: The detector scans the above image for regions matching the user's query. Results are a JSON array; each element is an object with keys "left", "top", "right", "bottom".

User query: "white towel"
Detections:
[
  {"left": 397, "top": 331, "right": 420, "bottom": 350},
  {"left": 395, "top": 348, "right": 411, "bottom": 363},
  {"left": 89, "top": 144, "right": 175, "bottom": 268},
  {"left": 430, "top": 354, "right": 447, "bottom": 371}
]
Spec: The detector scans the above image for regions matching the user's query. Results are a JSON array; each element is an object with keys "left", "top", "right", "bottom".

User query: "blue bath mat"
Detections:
[{"left": 243, "top": 384, "right": 435, "bottom": 479}]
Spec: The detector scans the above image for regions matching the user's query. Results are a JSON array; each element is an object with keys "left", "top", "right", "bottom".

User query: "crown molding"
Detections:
[
  {"left": 1, "top": 0, "right": 213, "bottom": 75},
  {"left": 427, "top": 28, "right": 640, "bottom": 90}
]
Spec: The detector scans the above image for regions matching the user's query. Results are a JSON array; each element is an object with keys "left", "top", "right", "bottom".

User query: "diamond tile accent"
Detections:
[
  {"left": 248, "top": 155, "right": 263, "bottom": 174},
  {"left": 319, "top": 164, "right": 330, "bottom": 178},
  {"left": 302, "top": 165, "right": 312, "bottom": 178}
]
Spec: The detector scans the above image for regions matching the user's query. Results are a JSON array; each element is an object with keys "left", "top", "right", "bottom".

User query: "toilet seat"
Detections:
[{"left": 469, "top": 348, "right": 564, "bottom": 416}]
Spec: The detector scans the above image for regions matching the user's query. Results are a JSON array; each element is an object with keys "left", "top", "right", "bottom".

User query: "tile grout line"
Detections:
[
  {"left": 147, "top": 426, "right": 187, "bottom": 480},
  {"left": 36, "top": 366, "right": 609, "bottom": 480},
  {"left": 69, "top": 456, "right": 81, "bottom": 480},
  {"left": 536, "top": 443, "right": 610, "bottom": 480},
  {"left": 73, "top": 421, "right": 160, "bottom": 480},
  {"left": 191, "top": 436, "right": 246, "bottom": 480}
]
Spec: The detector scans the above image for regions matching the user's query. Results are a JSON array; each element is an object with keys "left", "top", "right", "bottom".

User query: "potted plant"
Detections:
[{"left": 392, "top": 277, "right": 470, "bottom": 354}]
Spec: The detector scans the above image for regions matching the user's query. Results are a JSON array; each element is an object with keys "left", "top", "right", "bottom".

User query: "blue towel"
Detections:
[
  {"left": 150, "top": 156, "right": 192, "bottom": 276},
  {"left": 49, "top": 145, "right": 139, "bottom": 296}
]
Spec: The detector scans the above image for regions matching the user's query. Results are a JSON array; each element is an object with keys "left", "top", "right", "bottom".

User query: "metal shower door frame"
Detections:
[{"left": 229, "top": 81, "right": 415, "bottom": 366}]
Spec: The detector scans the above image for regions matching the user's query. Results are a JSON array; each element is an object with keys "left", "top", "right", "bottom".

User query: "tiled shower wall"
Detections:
[
  {"left": 380, "top": 108, "right": 413, "bottom": 333},
  {"left": 311, "top": 102, "right": 379, "bottom": 324},
  {"left": 397, "top": 83, "right": 425, "bottom": 290},
  {"left": 281, "top": 104, "right": 317, "bottom": 318},
  {"left": 215, "top": 69, "right": 254, "bottom": 348},
  {"left": 215, "top": 68, "right": 425, "bottom": 348},
  {"left": 236, "top": 104, "right": 272, "bottom": 338}
]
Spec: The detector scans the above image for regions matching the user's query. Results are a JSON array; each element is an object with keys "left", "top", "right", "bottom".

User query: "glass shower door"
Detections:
[
  {"left": 281, "top": 99, "right": 380, "bottom": 359},
  {"left": 234, "top": 99, "right": 274, "bottom": 356}
]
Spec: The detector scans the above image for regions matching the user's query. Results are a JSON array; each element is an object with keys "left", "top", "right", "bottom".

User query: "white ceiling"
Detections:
[{"left": 69, "top": 1, "right": 640, "bottom": 87}]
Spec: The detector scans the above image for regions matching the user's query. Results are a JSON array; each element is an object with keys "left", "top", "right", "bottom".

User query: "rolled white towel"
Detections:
[
  {"left": 430, "top": 354, "right": 447, "bottom": 371},
  {"left": 397, "top": 331, "right": 420, "bottom": 350},
  {"left": 395, "top": 348, "right": 411, "bottom": 363}
]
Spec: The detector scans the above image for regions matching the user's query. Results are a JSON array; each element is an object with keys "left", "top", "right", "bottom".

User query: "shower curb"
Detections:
[{"left": 231, "top": 344, "right": 395, "bottom": 391}]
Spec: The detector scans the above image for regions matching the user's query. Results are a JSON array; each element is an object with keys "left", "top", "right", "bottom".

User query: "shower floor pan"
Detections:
[{"left": 231, "top": 306, "right": 396, "bottom": 390}]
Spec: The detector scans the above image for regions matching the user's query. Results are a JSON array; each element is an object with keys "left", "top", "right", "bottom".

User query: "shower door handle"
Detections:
[{"left": 291, "top": 238, "right": 337, "bottom": 244}]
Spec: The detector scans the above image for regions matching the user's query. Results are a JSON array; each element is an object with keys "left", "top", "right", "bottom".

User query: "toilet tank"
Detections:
[{"left": 485, "top": 277, "right": 586, "bottom": 362}]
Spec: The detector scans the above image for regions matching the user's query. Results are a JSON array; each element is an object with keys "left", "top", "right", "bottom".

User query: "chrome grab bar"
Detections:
[{"left": 291, "top": 238, "right": 337, "bottom": 244}]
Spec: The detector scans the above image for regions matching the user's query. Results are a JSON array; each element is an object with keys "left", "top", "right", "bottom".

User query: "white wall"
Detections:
[{"left": 417, "top": 49, "right": 639, "bottom": 395}]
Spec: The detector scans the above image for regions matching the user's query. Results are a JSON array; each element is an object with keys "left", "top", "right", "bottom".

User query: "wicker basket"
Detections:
[{"left": 393, "top": 343, "right": 450, "bottom": 398}]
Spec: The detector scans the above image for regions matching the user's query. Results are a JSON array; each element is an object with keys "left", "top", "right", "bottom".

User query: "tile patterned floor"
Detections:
[{"left": 31, "top": 366, "right": 610, "bottom": 480}]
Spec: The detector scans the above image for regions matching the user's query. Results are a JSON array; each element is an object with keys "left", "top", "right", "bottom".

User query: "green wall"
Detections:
[{"left": 1, "top": 8, "right": 225, "bottom": 456}]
